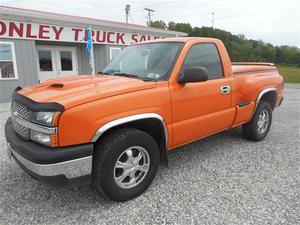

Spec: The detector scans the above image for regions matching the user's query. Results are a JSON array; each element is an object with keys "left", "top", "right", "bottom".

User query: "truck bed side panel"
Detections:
[{"left": 232, "top": 69, "right": 283, "bottom": 126}]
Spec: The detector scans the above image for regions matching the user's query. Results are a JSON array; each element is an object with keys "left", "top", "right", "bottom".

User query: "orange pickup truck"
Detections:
[{"left": 5, "top": 37, "right": 284, "bottom": 201}]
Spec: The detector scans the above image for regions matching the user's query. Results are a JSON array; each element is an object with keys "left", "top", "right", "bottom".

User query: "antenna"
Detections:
[
  {"left": 211, "top": 12, "right": 215, "bottom": 28},
  {"left": 125, "top": 4, "right": 130, "bottom": 24},
  {"left": 144, "top": 8, "right": 155, "bottom": 26}
]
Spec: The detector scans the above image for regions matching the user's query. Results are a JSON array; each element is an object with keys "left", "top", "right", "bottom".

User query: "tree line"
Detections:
[{"left": 149, "top": 20, "right": 300, "bottom": 66}]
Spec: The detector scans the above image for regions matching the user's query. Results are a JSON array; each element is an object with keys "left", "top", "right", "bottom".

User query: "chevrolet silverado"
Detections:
[{"left": 5, "top": 37, "right": 284, "bottom": 201}]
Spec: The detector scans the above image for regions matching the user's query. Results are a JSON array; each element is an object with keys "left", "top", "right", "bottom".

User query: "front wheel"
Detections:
[
  {"left": 242, "top": 101, "right": 273, "bottom": 141},
  {"left": 92, "top": 128, "right": 160, "bottom": 202}
]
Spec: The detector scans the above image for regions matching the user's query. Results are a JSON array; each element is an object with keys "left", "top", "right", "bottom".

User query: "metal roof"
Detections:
[{"left": 0, "top": 5, "right": 187, "bottom": 36}]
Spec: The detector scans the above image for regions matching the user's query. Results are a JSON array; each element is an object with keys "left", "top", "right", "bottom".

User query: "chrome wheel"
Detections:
[
  {"left": 257, "top": 109, "right": 269, "bottom": 134},
  {"left": 113, "top": 146, "right": 150, "bottom": 189}
]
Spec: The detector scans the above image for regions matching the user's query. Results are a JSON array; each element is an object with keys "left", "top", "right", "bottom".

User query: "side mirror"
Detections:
[{"left": 177, "top": 66, "right": 208, "bottom": 84}]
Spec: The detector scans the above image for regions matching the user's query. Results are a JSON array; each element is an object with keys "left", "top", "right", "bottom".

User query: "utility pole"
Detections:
[
  {"left": 125, "top": 4, "right": 130, "bottom": 24},
  {"left": 211, "top": 12, "right": 215, "bottom": 28},
  {"left": 144, "top": 8, "right": 155, "bottom": 26}
]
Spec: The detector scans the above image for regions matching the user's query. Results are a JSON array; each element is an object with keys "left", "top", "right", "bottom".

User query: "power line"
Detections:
[
  {"left": 125, "top": 4, "right": 130, "bottom": 24},
  {"left": 129, "top": 14, "right": 135, "bottom": 24},
  {"left": 144, "top": 8, "right": 155, "bottom": 26}
]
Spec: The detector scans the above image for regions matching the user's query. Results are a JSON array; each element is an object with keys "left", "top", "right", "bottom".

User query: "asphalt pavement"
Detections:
[{"left": 0, "top": 87, "right": 299, "bottom": 225}]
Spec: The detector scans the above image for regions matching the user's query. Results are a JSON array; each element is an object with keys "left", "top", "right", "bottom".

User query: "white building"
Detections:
[{"left": 0, "top": 5, "right": 186, "bottom": 103}]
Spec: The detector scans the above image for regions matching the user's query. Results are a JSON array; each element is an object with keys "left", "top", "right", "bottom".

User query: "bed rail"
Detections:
[{"left": 232, "top": 62, "right": 275, "bottom": 66}]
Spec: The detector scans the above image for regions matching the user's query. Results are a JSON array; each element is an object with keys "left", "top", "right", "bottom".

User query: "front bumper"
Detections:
[{"left": 5, "top": 118, "right": 94, "bottom": 187}]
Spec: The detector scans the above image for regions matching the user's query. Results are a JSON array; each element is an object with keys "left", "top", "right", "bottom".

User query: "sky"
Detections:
[{"left": 1, "top": 0, "right": 299, "bottom": 47}]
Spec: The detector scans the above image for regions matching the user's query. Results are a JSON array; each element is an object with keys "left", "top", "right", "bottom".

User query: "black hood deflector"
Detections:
[{"left": 12, "top": 87, "right": 65, "bottom": 112}]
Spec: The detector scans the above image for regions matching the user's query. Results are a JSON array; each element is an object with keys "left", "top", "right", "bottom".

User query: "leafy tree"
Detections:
[
  {"left": 150, "top": 21, "right": 300, "bottom": 66},
  {"left": 166, "top": 22, "right": 193, "bottom": 35},
  {"left": 149, "top": 20, "right": 167, "bottom": 29},
  {"left": 168, "top": 21, "right": 176, "bottom": 30}
]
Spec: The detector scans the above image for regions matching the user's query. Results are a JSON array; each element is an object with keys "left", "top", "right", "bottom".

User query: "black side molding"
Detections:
[
  {"left": 238, "top": 101, "right": 251, "bottom": 107},
  {"left": 278, "top": 97, "right": 283, "bottom": 107},
  {"left": 12, "top": 88, "right": 64, "bottom": 112}
]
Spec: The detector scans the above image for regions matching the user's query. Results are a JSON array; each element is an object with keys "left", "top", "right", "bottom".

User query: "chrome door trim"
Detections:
[{"left": 91, "top": 113, "right": 168, "bottom": 148}]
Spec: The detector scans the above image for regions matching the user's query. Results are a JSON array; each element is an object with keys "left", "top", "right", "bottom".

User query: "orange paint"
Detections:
[{"left": 18, "top": 37, "right": 284, "bottom": 149}]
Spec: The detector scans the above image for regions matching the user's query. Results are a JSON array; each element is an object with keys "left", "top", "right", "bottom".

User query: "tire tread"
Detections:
[
  {"left": 92, "top": 127, "right": 159, "bottom": 201},
  {"left": 242, "top": 101, "right": 272, "bottom": 142}
]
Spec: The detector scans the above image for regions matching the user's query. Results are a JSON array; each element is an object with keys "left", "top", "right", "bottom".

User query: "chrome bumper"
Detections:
[{"left": 7, "top": 143, "right": 92, "bottom": 179}]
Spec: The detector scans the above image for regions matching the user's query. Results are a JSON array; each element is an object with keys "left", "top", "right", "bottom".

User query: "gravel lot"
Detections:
[{"left": 0, "top": 87, "right": 299, "bottom": 225}]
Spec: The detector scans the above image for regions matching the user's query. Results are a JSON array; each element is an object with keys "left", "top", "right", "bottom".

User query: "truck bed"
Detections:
[{"left": 232, "top": 62, "right": 277, "bottom": 75}]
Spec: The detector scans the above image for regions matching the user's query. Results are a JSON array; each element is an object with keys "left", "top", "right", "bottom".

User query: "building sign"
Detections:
[{"left": 0, "top": 19, "right": 161, "bottom": 45}]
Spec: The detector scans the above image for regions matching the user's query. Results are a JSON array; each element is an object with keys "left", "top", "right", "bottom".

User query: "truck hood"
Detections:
[{"left": 18, "top": 75, "right": 157, "bottom": 109}]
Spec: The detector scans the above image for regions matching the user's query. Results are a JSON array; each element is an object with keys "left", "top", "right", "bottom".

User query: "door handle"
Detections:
[{"left": 220, "top": 86, "right": 231, "bottom": 94}]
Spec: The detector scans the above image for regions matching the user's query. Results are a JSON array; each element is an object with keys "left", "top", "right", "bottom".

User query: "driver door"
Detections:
[{"left": 170, "top": 43, "right": 235, "bottom": 147}]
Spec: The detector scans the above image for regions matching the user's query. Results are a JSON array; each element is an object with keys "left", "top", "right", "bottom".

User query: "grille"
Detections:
[
  {"left": 12, "top": 102, "right": 32, "bottom": 120},
  {"left": 12, "top": 101, "right": 31, "bottom": 140},
  {"left": 12, "top": 119, "right": 30, "bottom": 140}
]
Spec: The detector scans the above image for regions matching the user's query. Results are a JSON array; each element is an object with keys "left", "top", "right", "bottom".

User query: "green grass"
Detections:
[{"left": 277, "top": 65, "right": 300, "bottom": 83}]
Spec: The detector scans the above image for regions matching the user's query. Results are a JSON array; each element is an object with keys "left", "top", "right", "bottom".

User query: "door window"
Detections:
[
  {"left": 183, "top": 43, "right": 223, "bottom": 79},
  {"left": 38, "top": 50, "right": 53, "bottom": 71},
  {"left": 60, "top": 51, "right": 73, "bottom": 71}
]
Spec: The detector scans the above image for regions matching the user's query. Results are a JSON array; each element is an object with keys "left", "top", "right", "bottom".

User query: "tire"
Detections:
[
  {"left": 242, "top": 101, "right": 273, "bottom": 142},
  {"left": 92, "top": 127, "right": 160, "bottom": 202}
]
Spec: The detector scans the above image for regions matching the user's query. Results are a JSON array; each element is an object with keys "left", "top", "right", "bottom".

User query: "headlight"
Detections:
[
  {"left": 30, "top": 111, "right": 59, "bottom": 146},
  {"left": 30, "top": 130, "right": 51, "bottom": 146},
  {"left": 31, "top": 111, "right": 56, "bottom": 127}
]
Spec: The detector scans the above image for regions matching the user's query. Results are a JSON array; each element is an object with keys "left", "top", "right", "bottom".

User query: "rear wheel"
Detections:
[
  {"left": 92, "top": 128, "right": 160, "bottom": 202},
  {"left": 242, "top": 101, "right": 273, "bottom": 141}
]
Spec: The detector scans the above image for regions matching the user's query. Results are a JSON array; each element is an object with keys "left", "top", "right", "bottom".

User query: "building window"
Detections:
[
  {"left": 110, "top": 47, "right": 121, "bottom": 60},
  {"left": 60, "top": 51, "right": 73, "bottom": 71},
  {"left": 38, "top": 50, "right": 53, "bottom": 71},
  {"left": 0, "top": 42, "right": 18, "bottom": 80}
]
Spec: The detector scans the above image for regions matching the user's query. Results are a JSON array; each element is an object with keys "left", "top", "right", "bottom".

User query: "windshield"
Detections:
[{"left": 103, "top": 42, "right": 183, "bottom": 81}]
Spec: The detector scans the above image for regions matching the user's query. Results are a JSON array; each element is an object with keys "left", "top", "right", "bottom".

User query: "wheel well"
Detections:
[
  {"left": 94, "top": 118, "right": 168, "bottom": 166},
  {"left": 260, "top": 91, "right": 277, "bottom": 109}
]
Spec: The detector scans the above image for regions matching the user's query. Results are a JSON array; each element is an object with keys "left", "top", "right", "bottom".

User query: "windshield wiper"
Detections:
[
  {"left": 98, "top": 71, "right": 112, "bottom": 75},
  {"left": 112, "top": 72, "right": 139, "bottom": 78},
  {"left": 99, "top": 71, "right": 155, "bottom": 82},
  {"left": 112, "top": 72, "right": 156, "bottom": 82}
]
